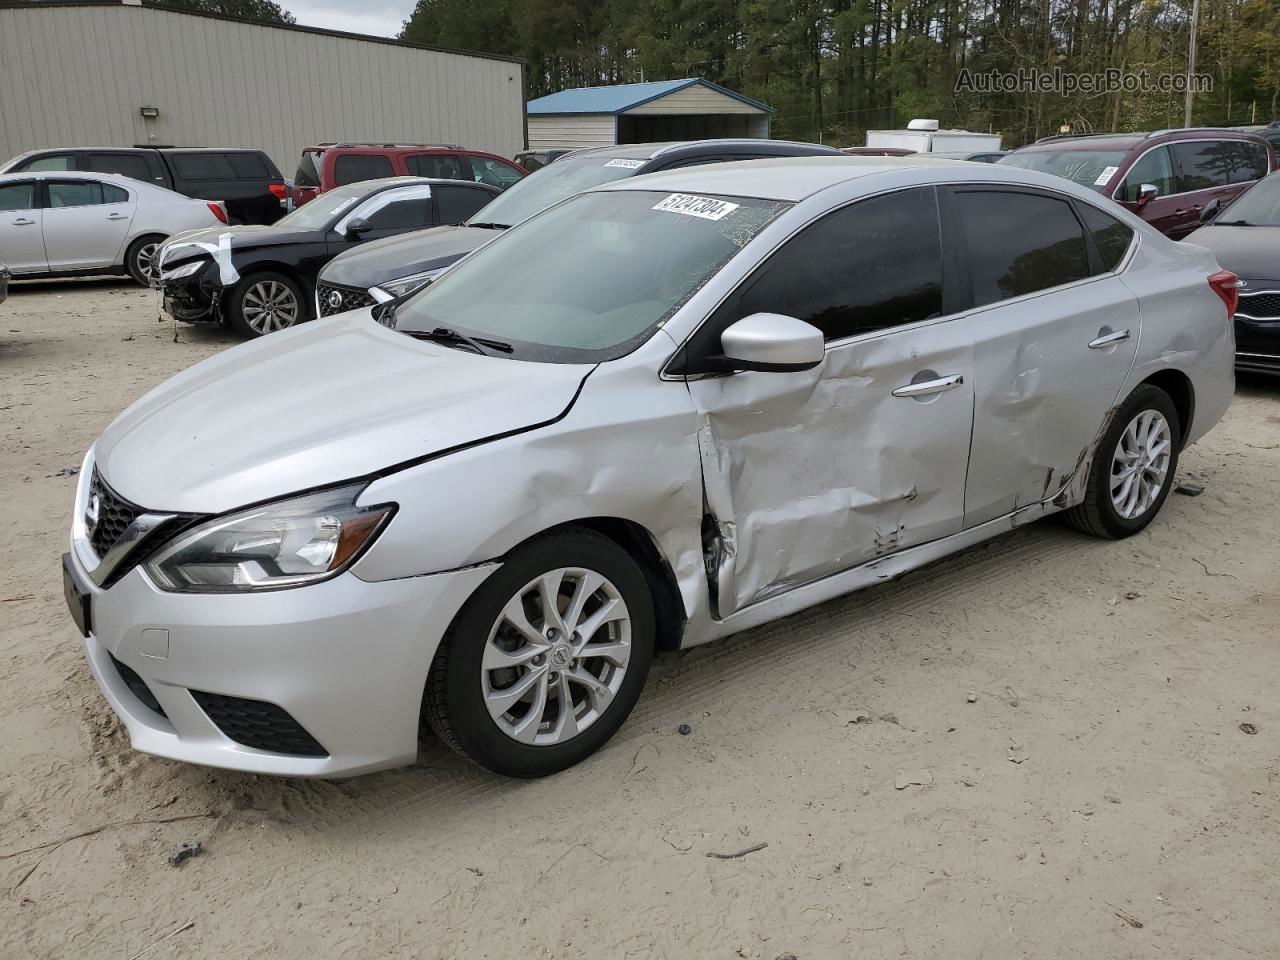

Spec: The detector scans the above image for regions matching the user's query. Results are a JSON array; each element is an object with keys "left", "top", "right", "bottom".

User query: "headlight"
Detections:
[
  {"left": 160, "top": 259, "right": 205, "bottom": 281},
  {"left": 146, "top": 484, "right": 395, "bottom": 593},
  {"left": 373, "top": 268, "right": 446, "bottom": 300}
]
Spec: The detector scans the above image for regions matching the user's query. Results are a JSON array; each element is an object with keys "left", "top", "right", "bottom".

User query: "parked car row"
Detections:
[{"left": 68, "top": 154, "right": 1237, "bottom": 780}]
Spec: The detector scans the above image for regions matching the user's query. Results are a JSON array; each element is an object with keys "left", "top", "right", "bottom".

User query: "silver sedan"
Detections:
[{"left": 65, "top": 158, "right": 1235, "bottom": 778}]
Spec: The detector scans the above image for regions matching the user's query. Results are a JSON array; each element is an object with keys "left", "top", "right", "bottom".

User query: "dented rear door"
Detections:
[{"left": 683, "top": 186, "right": 975, "bottom": 616}]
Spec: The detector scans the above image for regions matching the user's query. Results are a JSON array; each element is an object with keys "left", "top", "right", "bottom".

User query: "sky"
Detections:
[{"left": 284, "top": 0, "right": 414, "bottom": 38}]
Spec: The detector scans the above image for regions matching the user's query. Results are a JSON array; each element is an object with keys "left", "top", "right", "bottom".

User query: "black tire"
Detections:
[
  {"left": 125, "top": 234, "right": 166, "bottom": 287},
  {"left": 1063, "top": 383, "right": 1181, "bottom": 539},
  {"left": 225, "top": 270, "right": 309, "bottom": 339},
  {"left": 424, "top": 527, "right": 655, "bottom": 778}
]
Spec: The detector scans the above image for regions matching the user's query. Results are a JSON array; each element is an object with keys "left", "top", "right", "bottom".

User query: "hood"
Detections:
[
  {"left": 167, "top": 224, "right": 321, "bottom": 256},
  {"left": 320, "top": 225, "right": 496, "bottom": 289},
  {"left": 94, "top": 312, "right": 591, "bottom": 514},
  {"left": 1182, "top": 225, "right": 1280, "bottom": 283}
]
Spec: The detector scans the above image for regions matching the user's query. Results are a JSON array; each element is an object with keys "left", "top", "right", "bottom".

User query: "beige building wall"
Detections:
[
  {"left": 526, "top": 115, "right": 617, "bottom": 150},
  {"left": 0, "top": 3, "right": 527, "bottom": 175}
]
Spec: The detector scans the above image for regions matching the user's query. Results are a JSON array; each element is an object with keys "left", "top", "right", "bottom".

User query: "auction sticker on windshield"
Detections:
[
  {"left": 604, "top": 158, "right": 646, "bottom": 168},
  {"left": 652, "top": 194, "right": 741, "bottom": 221}
]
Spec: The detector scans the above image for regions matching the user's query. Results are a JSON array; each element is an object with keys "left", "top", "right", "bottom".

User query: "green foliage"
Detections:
[
  {"left": 143, "top": 0, "right": 296, "bottom": 25},
  {"left": 401, "top": 0, "right": 1280, "bottom": 147}
]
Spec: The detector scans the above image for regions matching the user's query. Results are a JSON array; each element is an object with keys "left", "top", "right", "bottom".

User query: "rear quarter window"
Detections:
[
  {"left": 170, "top": 153, "right": 236, "bottom": 180},
  {"left": 1078, "top": 204, "right": 1134, "bottom": 272},
  {"left": 334, "top": 154, "right": 394, "bottom": 186},
  {"left": 87, "top": 153, "right": 151, "bottom": 181}
]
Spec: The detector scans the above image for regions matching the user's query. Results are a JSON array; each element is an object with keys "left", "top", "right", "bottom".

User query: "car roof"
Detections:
[
  {"left": 0, "top": 169, "right": 153, "bottom": 187},
  {"left": 1017, "top": 127, "right": 1269, "bottom": 154},
  {"left": 592, "top": 155, "right": 1114, "bottom": 203},
  {"left": 337, "top": 175, "right": 439, "bottom": 192},
  {"left": 565, "top": 139, "right": 842, "bottom": 163}
]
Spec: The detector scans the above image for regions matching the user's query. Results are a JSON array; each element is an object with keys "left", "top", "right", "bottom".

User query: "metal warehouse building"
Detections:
[
  {"left": 0, "top": 1, "right": 527, "bottom": 175},
  {"left": 526, "top": 78, "right": 773, "bottom": 150}
]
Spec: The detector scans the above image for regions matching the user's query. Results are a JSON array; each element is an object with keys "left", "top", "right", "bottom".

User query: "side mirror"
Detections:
[
  {"left": 1200, "top": 198, "right": 1220, "bottom": 224},
  {"left": 1134, "top": 183, "right": 1158, "bottom": 210},
  {"left": 718, "top": 313, "right": 825, "bottom": 373},
  {"left": 345, "top": 217, "right": 373, "bottom": 240}
]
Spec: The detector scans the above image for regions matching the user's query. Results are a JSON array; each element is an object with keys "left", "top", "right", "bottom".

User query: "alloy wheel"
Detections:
[
  {"left": 481, "top": 567, "right": 631, "bottom": 746},
  {"left": 1110, "top": 409, "right": 1172, "bottom": 520},
  {"left": 241, "top": 280, "right": 300, "bottom": 334},
  {"left": 136, "top": 242, "right": 161, "bottom": 286}
]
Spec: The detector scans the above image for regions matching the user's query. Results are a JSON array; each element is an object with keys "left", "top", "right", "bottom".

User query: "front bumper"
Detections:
[
  {"left": 160, "top": 271, "right": 220, "bottom": 324},
  {"left": 1234, "top": 316, "right": 1280, "bottom": 375},
  {"left": 67, "top": 544, "right": 496, "bottom": 777}
]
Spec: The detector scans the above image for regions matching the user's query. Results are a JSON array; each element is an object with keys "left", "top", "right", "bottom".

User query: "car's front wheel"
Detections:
[
  {"left": 226, "top": 271, "right": 308, "bottom": 338},
  {"left": 424, "top": 527, "right": 654, "bottom": 777},
  {"left": 1064, "top": 383, "right": 1181, "bottom": 539}
]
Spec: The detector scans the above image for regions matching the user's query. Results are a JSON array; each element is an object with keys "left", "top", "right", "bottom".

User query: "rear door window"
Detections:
[
  {"left": 20, "top": 153, "right": 76, "bottom": 172},
  {"left": 732, "top": 186, "right": 944, "bottom": 341},
  {"left": 226, "top": 152, "right": 269, "bottom": 178},
  {"left": 102, "top": 183, "right": 131, "bottom": 204},
  {"left": 295, "top": 151, "right": 322, "bottom": 188},
  {"left": 0, "top": 182, "right": 36, "bottom": 210},
  {"left": 1077, "top": 204, "right": 1135, "bottom": 272},
  {"left": 405, "top": 154, "right": 469, "bottom": 179},
  {"left": 87, "top": 153, "right": 151, "bottom": 181},
  {"left": 1171, "top": 141, "right": 1264, "bottom": 191},
  {"left": 954, "top": 190, "right": 1091, "bottom": 306},
  {"left": 46, "top": 181, "right": 106, "bottom": 207},
  {"left": 1118, "top": 146, "right": 1175, "bottom": 201},
  {"left": 169, "top": 152, "right": 236, "bottom": 180},
  {"left": 334, "top": 154, "right": 394, "bottom": 186},
  {"left": 435, "top": 185, "right": 492, "bottom": 224}
]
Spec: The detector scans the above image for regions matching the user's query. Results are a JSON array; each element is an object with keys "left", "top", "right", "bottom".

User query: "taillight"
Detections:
[
  {"left": 207, "top": 202, "right": 228, "bottom": 224},
  {"left": 268, "top": 183, "right": 288, "bottom": 199},
  {"left": 1208, "top": 270, "right": 1239, "bottom": 318}
]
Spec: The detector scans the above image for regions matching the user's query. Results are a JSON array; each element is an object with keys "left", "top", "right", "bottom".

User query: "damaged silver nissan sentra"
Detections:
[{"left": 64, "top": 157, "right": 1236, "bottom": 778}]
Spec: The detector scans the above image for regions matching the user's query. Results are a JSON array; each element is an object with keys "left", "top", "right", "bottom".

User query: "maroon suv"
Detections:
[
  {"left": 293, "top": 142, "right": 526, "bottom": 208},
  {"left": 1000, "top": 128, "right": 1275, "bottom": 238}
]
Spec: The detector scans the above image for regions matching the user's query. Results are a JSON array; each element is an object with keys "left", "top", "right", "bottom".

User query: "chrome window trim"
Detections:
[{"left": 1108, "top": 137, "right": 1271, "bottom": 202}]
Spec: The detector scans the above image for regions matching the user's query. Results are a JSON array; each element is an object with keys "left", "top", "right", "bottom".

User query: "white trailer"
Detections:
[{"left": 865, "top": 119, "right": 1001, "bottom": 154}]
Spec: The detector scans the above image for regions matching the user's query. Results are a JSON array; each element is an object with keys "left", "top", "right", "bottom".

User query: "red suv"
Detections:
[
  {"left": 1000, "top": 128, "right": 1275, "bottom": 238},
  {"left": 292, "top": 143, "right": 526, "bottom": 208}
]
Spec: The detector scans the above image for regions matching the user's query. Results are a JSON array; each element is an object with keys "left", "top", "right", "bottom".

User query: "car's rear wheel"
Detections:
[
  {"left": 424, "top": 527, "right": 654, "bottom": 777},
  {"left": 125, "top": 235, "right": 165, "bottom": 287},
  {"left": 226, "top": 271, "right": 308, "bottom": 338},
  {"left": 1064, "top": 383, "right": 1181, "bottom": 539}
]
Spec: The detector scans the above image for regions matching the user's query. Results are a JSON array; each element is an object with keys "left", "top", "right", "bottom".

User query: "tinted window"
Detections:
[
  {"left": 436, "top": 185, "right": 492, "bottom": 224},
  {"left": 468, "top": 155, "right": 524, "bottom": 188},
  {"left": 956, "top": 191, "right": 1090, "bottom": 305},
  {"left": 1172, "top": 140, "right": 1265, "bottom": 191},
  {"left": 1078, "top": 204, "right": 1134, "bottom": 272},
  {"left": 334, "top": 154, "right": 393, "bottom": 186},
  {"left": 735, "top": 187, "right": 943, "bottom": 341},
  {"left": 87, "top": 153, "right": 151, "bottom": 181},
  {"left": 405, "top": 154, "right": 469, "bottom": 179},
  {"left": 47, "top": 181, "right": 105, "bottom": 207},
  {"left": 1118, "top": 146, "right": 1174, "bottom": 201},
  {"left": 226, "top": 153, "right": 269, "bottom": 178},
  {"left": 0, "top": 182, "right": 35, "bottom": 210},
  {"left": 169, "top": 152, "right": 236, "bottom": 180},
  {"left": 102, "top": 183, "right": 130, "bottom": 204},
  {"left": 21, "top": 154, "right": 75, "bottom": 172},
  {"left": 295, "top": 151, "right": 322, "bottom": 188},
  {"left": 1215, "top": 173, "right": 1280, "bottom": 226},
  {"left": 364, "top": 197, "right": 429, "bottom": 230}
]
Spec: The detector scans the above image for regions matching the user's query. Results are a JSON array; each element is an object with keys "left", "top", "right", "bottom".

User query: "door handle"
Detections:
[
  {"left": 892, "top": 374, "right": 964, "bottom": 398},
  {"left": 106, "top": 213, "right": 129, "bottom": 221},
  {"left": 12, "top": 217, "right": 35, "bottom": 226},
  {"left": 1088, "top": 329, "right": 1130, "bottom": 349}
]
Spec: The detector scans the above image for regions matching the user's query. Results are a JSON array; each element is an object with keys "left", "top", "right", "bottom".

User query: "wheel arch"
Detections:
[
  {"left": 123, "top": 231, "right": 167, "bottom": 268},
  {"left": 1138, "top": 369, "right": 1194, "bottom": 445}
]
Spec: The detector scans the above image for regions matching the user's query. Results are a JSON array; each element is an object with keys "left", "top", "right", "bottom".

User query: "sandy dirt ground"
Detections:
[{"left": 1, "top": 278, "right": 1278, "bottom": 960}]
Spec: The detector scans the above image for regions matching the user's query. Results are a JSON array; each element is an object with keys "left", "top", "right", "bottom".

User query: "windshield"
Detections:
[
  {"left": 999, "top": 149, "right": 1130, "bottom": 191},
  {"left": 395, "top": 189, "right": 791, "bottom": 362},
  {"left": 467, "top": 154, "right": 650, "bottom": 228},
  {"left": 1217, "top": 173, "right": 1280, "bottom": 225},
  {"left": 274, "top": 183, "right": 368, "bottom": 230}
]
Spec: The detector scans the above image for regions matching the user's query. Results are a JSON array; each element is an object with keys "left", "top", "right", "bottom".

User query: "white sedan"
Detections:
[{"left": 0, "top": 171, "right": 226, "bottom": 286}]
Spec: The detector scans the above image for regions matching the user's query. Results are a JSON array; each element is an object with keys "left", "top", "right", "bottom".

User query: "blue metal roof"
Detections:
[{"left": 527, "top": 78, "right": 773, "bottom": 116}]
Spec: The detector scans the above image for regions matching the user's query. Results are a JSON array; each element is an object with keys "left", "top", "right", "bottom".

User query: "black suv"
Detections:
[
  {"left": 318, "top": 139, "right": 846, "bottom": 305},
  {"left": 0, "top": 147, "right": 287, "bottom": 225}
]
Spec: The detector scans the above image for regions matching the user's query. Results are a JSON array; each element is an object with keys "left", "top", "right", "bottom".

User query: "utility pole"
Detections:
[{"left": 1184, "top": 0, "right": 1200, "bottom": 127}]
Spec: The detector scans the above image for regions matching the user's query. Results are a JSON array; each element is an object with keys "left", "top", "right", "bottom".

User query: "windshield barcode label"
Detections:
[
  {"left": 652, "top": 194, "right": 740, "bottom": 221},
  {"left": 604, "top": 158, "right": 646, "bottom": 168}
]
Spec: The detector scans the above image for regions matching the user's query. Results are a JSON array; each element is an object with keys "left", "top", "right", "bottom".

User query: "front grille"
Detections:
[
  {"left": 109, "top": 653, "right": 167, "bottom": 719},
  {"left": 1238, "top": 292, "right": 1280, "bottom": 320},
  {"left": 191, "top": 691, "right": 329, "bottom": 757},
  {"left": 317, "top": 281, "right": 375, "bottom": 317},
  {"left": 88, "top": 469, "right": 143, "bottom": 558}
]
